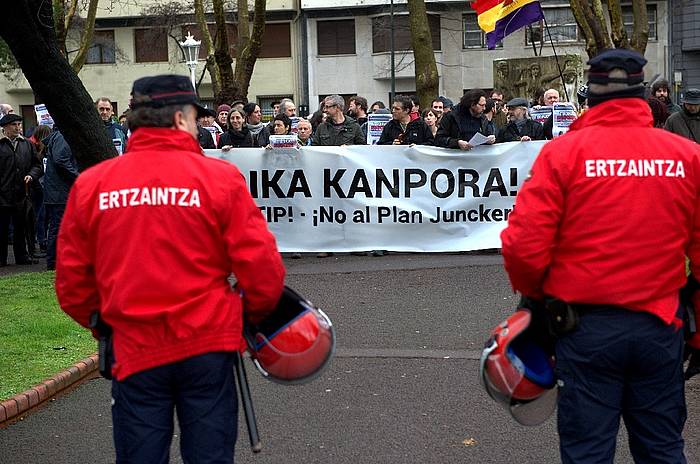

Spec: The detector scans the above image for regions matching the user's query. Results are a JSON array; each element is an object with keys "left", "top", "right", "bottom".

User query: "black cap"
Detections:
[
  {"left": 682, "top": 89, "right": 700, "bottom": 105},
  {"left": 439, "top": 96, "right": 454, "bottom": 108},
  {"left": 130, "top": 74, "right": 208, "bottom": 118},
  {"left": 587, "top": 49, "right": 647, "bottom": 85},
  {"left": 506, "top": 97, "right": 529, "bottom": 108},
  {"left": 0, "top": 113, "right": 22, "bottom": 126}
]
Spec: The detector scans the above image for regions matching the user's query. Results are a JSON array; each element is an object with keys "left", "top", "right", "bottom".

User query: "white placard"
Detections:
[
  {"left": 551, "top": 103, "right": 578, "bottom": 138},
  {"left": 366, "top": 113, "right": 392, "bottom": 145},
  {"left": 34, "top": 104, "right": 55, "bottom": 128}
]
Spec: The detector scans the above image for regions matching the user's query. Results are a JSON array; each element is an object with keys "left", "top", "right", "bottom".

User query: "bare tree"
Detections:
[
  {"left": 53, "top": 0, "right": 100, "bottom": 73},
  {"left": 0, "top": 0, "right": 116, "bottom": 169},
  {"left": 570, "top": 0, "right": 648, "bottom": 58},
  {"left": 407, "top": 0, "right": 439, "bottom": 109}
]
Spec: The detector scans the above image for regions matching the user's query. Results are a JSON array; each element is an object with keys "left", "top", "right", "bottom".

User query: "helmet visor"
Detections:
[{"left": 480, "top": 338, "right": 557, "bottom": 426}]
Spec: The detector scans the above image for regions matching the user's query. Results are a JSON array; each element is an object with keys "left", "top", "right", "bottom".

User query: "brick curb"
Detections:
[{"left": 0, "top": 353, "right": 99, "bottom": 427}]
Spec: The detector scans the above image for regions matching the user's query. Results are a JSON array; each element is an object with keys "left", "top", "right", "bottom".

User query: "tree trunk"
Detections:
[
  {"left": 607, "top": 0, "right": 629, "bottom": 48},
  {"left": 231, "top": 0, "right": 266, "bottom": 102},
  {"left": 629, "top": 0, "right": 649, "bottom": 54},
  {"left": 0, "top": 0, "right": 116, "bottom": 169},
  {"left": 212, "top": 0, "right": 235, "bottom": 105},
  {"left": 571, "top": 0, "right": 649, "bottom": 59},
  {"left": 52, "top": 0, "right": 67, "bottom": 55},
  {"left": 194, "top": 0, "right": 221, "bottom": 96},
  {"left": 407, "top": 0, "right": 439, "bottom": 110},
  {"left": 70, "top": 0, "right": 98, "bottom": 73}
]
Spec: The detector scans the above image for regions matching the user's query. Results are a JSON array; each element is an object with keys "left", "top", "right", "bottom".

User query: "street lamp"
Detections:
[{"left": 180, "top": 31, "right": 201, "bottom": 91}]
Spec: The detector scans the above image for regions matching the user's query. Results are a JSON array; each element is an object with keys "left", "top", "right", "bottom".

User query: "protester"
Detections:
[
  {"left": 29, "top": 124, "right": 52, "bottom": 256},
  {"left": 231, "top": 99, "right": 245, "bottom": 113},
  {"left": 664, "top": 88, "right": 700, "bottom": 142},
  {"left": 422, "top": 108, "right": 438, "bottom": 139},
  {"left": 220, "top": 108, "right": 254, "bottom": 149},
  {"left": 378, "top": 95, "right": 434, "bottom": 146},
  {"left": 647, "top": 96, "right": 670, "bottom": 128},
  {"left": 431, "top": 99, "right": 444, "bottom": 122},
  {"left": 490, "top": 90, "right": 508, "bottom": 130},
  {"left": 652, "top": 78, "right": 682, "bottom": 114},
  {"left": 55, "top": 74, "right": 285, "bottom": 463},
  {"left": 279, "top": 99, "right": 296, "bottom": 118},
  {"left": 541, "top": 89, "right": 561, "bottom": 139},
  {"left": 271, "top": 101, "right": 281, "bottom": 115},
  {"left": 438, "top": 96, "right": 454, "bottom": 114},
  {"left": 271, "top": 113, "right": 292, "bottom": 135},
  {"left": 496, "top": 97, "right": 544, "bottom": 143},
  {"left": 244, "top": 102, "right": 271, "bottom": 147},
  {"left": 0, "top": 113, "right": 43, "bottom": 266},
  {"left": 0, "top": 103, "right": 14, "bottom": 118},
  {"left": 196, "top": 108, "right": 217, "bottom": 149},
  {"left": 370, "top": 101, "right": 385, "bottom": 113},
  {"left": 42, "top": 127, "right": 79, "bottom": 270},
  {"left": 297, "top": 118, "right": 313, "bottom": 146},
  {"left": 216, "top": 104, "right": 231, "bottom": 132},
  {"left": 96, "top": 97, "right": 127, "bottom": 154},
  {"left": 576, "top": 84, "right": 589, "bottom": 116},
  {"left": 482, "top": 99, "right": 498, "bottom": 138},
  {"left": 308, "top": 109, "right": 326, "bottom": 131},
  {"left": 311, "top": 95, "right": 365, "bottom": 146},
  {"left": 500, "top": 49, "right": 700, "bottom": 464},
  {"left": 409, "top": 96, "right": 420, "bottom": 121},
  {"left": 435, "top": 89, "right": 495, "bottom": 150},
  {"left": 348, "top": 96, "right": 369, "bottom": 127}
]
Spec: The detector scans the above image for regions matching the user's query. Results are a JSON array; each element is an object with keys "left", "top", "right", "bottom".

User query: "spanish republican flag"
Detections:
[{"left": 471, "top": 0, "right": 544, "bottom": 50}]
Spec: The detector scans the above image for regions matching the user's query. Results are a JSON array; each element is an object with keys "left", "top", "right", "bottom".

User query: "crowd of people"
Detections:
[{"left": 0, "top": 77, "right": 698, "bottom": 268}]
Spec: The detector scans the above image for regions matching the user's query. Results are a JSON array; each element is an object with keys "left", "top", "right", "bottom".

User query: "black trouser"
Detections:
[{"left": 0, "top": 206, "right": 28, "bottom": 265}]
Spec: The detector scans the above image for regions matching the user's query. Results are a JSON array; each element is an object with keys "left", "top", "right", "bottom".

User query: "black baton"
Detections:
[{"left": 234, "top": 351, "right": 262, "bottom": 453}]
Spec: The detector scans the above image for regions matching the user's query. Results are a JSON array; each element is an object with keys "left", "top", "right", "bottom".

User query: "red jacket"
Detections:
[
  {"left": 56, "top": 127, "right": 285, "bottom": 380},
  {"left": 501, "top": 99, "right": 700, "bottom": 326}
]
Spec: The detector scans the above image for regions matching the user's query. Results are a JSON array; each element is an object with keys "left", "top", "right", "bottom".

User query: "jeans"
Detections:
[
  {"left": 0, "top": 206, "right": 28, "bottom": 265},
  {"left": 112, "top": 352, "right": 238, "bottom": 464},
  {"left": 45, "top": 203, "right": 66, "bottom": 269},
  {"left": 555, "top": 306, "right": 687, "bottom": 464}
]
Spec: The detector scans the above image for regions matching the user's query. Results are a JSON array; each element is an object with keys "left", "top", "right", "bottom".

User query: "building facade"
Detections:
[{"left": 0, "top": 0, "right": 673, "bottom": 130}]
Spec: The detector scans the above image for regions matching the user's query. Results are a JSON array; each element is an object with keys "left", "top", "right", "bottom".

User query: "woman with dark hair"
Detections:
[
  {"left": 243, "top": 102, "right": 270, "bottom": 147},
  {"left": 308, "top": 109, "right": 326, "bottom": 131},
  {"left": 219, "top": 108, "right": 254, "bottom": 150},
  {"left": 271, "top": 113, "right": 292, "bottom": 135},
  {"left": 647, "top": 96, "right": 670, "bottom": 128},
  {"left": 422, "top": 108, "right": 439, "bottom": 139}
]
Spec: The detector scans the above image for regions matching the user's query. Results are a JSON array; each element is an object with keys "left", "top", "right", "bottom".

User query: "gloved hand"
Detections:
[{"left": 685, "top": 346, "right": 700, "bottom": 381}]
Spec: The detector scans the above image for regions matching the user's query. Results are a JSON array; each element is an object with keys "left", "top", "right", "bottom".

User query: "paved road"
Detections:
[{"left": 1, "top": 253, "right": 698, "bottom": 463}]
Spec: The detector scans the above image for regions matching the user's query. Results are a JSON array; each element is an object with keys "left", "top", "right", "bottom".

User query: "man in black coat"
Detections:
[
  {"left": 435, "top": 89, "right": 495, "bottom": 150},
  {"left": 0, "top": 114, "right": 43, "bottom": 266},
  {"left": 496, "top": 97, "right": 545, "bottom": 143},
  {"left": 378, "top": 95, "right": 434, "bottom": 146}
]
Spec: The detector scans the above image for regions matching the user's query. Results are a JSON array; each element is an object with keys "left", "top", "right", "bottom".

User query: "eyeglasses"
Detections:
[{"left": 324, "top": 104, "right": 337, "bottom": 109}]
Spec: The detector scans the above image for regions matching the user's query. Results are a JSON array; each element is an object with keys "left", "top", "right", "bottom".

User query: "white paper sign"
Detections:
[
  {"left": 468, "top": 132, "right": 491, "bottom": 146},
  {"left": 551, "top": 103, "right": 578, "bottom": 138},
  {"left": 529, "top": 106, "right": 552, "bottom": 125},
  {"left": 34, "top": 104, "right": 55, "bottom": 128},
  {"left": 366, "top": 113, "right": 392, "bottom": 145}
]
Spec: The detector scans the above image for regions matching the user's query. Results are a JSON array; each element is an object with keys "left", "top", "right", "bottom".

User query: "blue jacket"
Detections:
[{"left": 43, "top": 131, "right": 79, "bottom": 204}]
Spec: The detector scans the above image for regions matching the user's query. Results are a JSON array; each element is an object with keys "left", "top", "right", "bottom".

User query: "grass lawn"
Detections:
[{"left": 0, "top": 271, "right": 96, "bottom": 401}]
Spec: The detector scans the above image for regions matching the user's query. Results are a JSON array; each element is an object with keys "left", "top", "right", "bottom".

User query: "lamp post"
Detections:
[{"left": 180, "top": 31, "right": 201, "bottom": 91}]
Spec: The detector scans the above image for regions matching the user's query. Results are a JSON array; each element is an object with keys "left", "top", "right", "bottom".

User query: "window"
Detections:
[
  {"left": 134, "top": 28, "right": 169, "bottom": 63},
  {"left": 622, "top": 5, "right": 657, "bottom": 40},
  {"left": 86, "top": 30, "right": 116, "bottom": 64},
  {"left": 260, "top": 23, "right": 292, "bottom": 58},
  {"left": 317, "top": 19, "right": 356, "bottom": 55},
  {"left": 462, "top": 14, "right": 502, "bottom": 48},
  {"left": 526, "top": 7, "right": 580, "bottom": 44},
  {"left": 372, "top": 15, "right": 441, "bottom": 53}
]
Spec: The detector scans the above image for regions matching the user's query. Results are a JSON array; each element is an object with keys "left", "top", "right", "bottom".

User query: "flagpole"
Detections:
[{"left": 543, "top": 17, "right": 570, "bottom": 102}]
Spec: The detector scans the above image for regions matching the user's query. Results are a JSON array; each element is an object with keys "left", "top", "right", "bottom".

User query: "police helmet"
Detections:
[
  {"left": 244, "top": 286, "right": 335, "bottom": 385},
  {"left": 480, "top": 308, "right": 557, "bottom": 426}
]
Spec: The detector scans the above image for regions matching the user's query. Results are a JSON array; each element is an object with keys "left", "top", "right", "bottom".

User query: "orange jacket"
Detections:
[
  {"left": 56, "top": 127, "right": 285, "bottom": 380},
  {"left": 501, "top": 99, "right": 700, "bottom": 325}
]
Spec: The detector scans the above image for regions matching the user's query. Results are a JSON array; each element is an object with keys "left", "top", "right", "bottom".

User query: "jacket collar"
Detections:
[
  {"left": 0, "top": 133, "right": 25, "bottom": 142},
  {"left": 569, "top": 98, "right": 653, "bottom": 131},
  {"left": 126, "top": 127, "right": 203, "bottom": 154}
]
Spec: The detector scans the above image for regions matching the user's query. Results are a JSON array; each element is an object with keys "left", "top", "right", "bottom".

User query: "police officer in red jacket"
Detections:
[
  {"left": 501, "top": 49, "right": 700, "bottom": 463},
  {"left": 55, "top": 75, "right": 285, "bottom": 463}
]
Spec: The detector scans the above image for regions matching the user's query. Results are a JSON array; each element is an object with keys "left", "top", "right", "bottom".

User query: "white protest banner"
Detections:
[
  {"left": 34, "top": 104, "right": 55, "bottom": 128},
  {"left": 551, "top": 103, "right": 577, "bottom": 138},
  {"left": 529, "top": 106, "right": 552, "bottom": 125},
  {"left": 366, "top": 113, "right": 392, "bottom": 145},
  {"left": 205, "top": 142, "right": 544, "bottom": 252}
]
